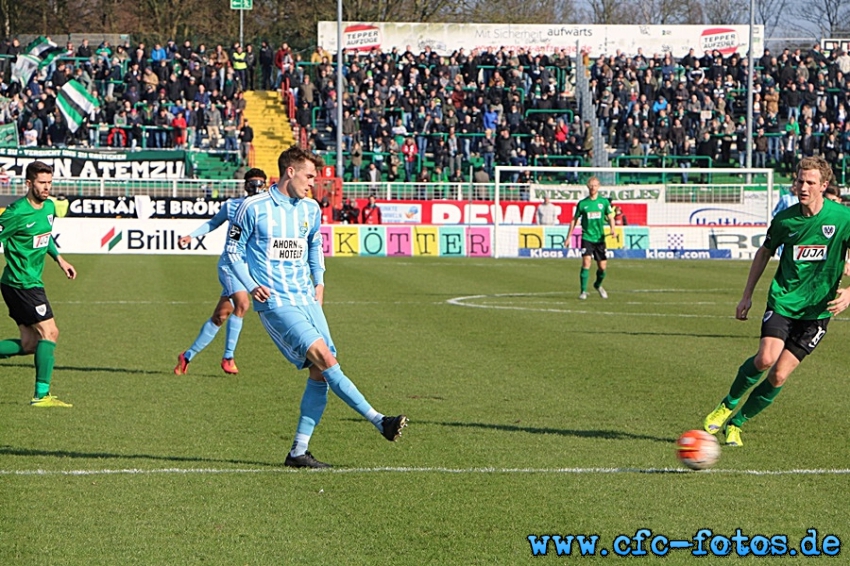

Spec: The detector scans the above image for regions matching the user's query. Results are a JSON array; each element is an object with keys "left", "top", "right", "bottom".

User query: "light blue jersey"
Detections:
[
  {"left": 188, "top": 197, "right": 251, "bottom": 297},
  {"left": 226, "top": 184, "right": 325, "bottom": 311},
  {"left": 189, "top": 197, "right": 247, "bottom": 253}
]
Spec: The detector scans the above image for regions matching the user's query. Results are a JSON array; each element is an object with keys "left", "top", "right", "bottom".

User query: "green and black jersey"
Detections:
[
  {"left": 0, "top": 197, "right": 59, "bottom": 289},
  {"left": 573, "top": 196, "right": 613, "bottom": 244},
  {"left": 763, "top": 199, "right": 850, "bottom": 319}
]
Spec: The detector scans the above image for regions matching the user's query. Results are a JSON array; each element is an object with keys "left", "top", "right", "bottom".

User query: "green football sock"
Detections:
[
  {"left": 33, "top": 340, "right": 56, "bottom": 399},
  {"left": 579, "top": 268, "right": 589, "bottom": 293},
  {"left": 724, "top": 355, "right": 764, "bottom": 409},
  {"left": 594, "top": 269, "right": 606, "bottom": 288},
  {"left": 0, "top": 339, "right": 25, "bottom": 359},
  {"left": 730, "top": 379, "right": 783, "bottom": 427}
]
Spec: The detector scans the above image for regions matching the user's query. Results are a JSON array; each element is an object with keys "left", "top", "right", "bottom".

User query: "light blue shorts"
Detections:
[
  {"left": 218, "top": 258, "right": 248, "bottom": 297},
  {"left": 258, "top": 303, "right": 336, "bottom": 370}
]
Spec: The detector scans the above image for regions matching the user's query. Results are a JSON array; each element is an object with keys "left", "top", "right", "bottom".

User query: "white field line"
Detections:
[
  {"left": 2, "top": 466, "right": 850, "bottom": 477},
  {"left": 446, "top": 294, "right": 734, "bottom": 319},
  {"left": 446, "top": 293, "right": 850, "bottom": 322}
]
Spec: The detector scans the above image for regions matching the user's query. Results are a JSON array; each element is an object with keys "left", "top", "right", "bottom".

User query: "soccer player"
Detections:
[
  {"left": 226, "top": 146, "right": 408, "bottom": 468},
  {"left": 567, "top": 176, "right": 616, "bottom": 300},
  {"left": 174, "top": 168, "right": 268, "bottom": 375},
  {"left": 703, "top": 156, "right": 850, "bottom": 447},
  {"left": 0, "top": 161, "right": 76, "bottom": 407}
]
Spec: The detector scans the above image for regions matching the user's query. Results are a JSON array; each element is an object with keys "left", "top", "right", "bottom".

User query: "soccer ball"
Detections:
[{"left": 675, "top": 429, "right": 721, "bottom": 470}]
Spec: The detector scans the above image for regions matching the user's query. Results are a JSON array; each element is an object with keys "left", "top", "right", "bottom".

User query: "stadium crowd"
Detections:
[{"left": 2, "top": 37, "right": 850, "bottom": 184}]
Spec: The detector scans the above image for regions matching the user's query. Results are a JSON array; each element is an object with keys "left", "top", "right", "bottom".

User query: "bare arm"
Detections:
[{"left": 736, "top": 245, "right": 772, "bottom": 320}]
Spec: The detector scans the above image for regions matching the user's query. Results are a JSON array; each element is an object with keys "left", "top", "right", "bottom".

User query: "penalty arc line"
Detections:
[{"left": 2, "top": 467, "right": 850, "bottom": 477}]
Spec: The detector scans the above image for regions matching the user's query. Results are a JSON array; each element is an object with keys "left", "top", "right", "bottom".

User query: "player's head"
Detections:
[
  {"left": 243, "top": 167, "right": 267, "bottom": 196},
  {"left": 587, "top": 176, "right": 601, "bottom": 197},
  {"left": 825, "top": 183, "right": 842, "bottom": 203},
  {"left": 277, "top": 146, "right": 321, "bottom": 200},
  {"left": 25, "top": 161, "right": 53, "bottom": 203},
  {"left": 795, "top": 156, "right": 832, "bottom": 206}
]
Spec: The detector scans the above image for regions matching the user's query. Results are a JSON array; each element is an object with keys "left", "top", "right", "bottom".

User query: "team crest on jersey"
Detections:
[
  {"left": 35, "top": 304, "right": 46, "bottom": 316},
  {"left": 299, "top": 221, "right": 308, "bottom": 237},
  {"left": 47, "top": 214, "right": 54, "bottom": 225},
  {"left": 763, "top": 310, "right": 773, "bottom": 323},
  {"left": 822, "top": 225, "right": 835, "bottom": 239}
]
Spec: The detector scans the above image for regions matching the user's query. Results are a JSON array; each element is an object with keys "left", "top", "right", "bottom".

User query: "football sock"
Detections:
[
  {"left": 724, "top": 356, "right": 764, "bottom": 409},
  {"left": 33, "top": 340, "right": 56, "bottom": 399},
  {"left": 223, "top": 315, "right": 243, "bottom": 359},
  {"left": 594, "top": 269, "right": 606, "bottom": 288},
  {"left": 730, "top": 379, "right": 783, "bottom": 427},
  {"left": 290, "top": 379, "right": 329, "bottom": 457},
  {"left": 322, "top": 364, "right": 383, "bottom": 428},
  {"left": 186, "top": 319, "right": 220, "bottom": 361},
  {"left": 0, "top": 339, "right": 25, "bottom": 359},
  {"left": 579, "top": 268, "right": 589, "bottom": 293}
]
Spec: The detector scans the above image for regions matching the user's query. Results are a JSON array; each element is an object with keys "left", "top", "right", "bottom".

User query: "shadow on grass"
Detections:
[
  {"left": 0, "top": 445, "right": 278, "bottom": 467},
  {"left": 0, "top": 363, "right": 228, "bottom": 378},
  {"left": 0, "top": 362, "right": 164, "bottom": 375},
  {"left": 418, "top": 420, "right": 675, "bottom": 444}
]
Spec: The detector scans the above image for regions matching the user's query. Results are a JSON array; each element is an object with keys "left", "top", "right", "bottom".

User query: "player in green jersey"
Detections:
[
  {"left": 567, "top": 176, "right": 616, "bottom": 300},
  {"left": 0, "top": 161, "right": 76, "bottom": 407},
  {"left": 703, "top": 156, "right": 850, "bottom": 446}
]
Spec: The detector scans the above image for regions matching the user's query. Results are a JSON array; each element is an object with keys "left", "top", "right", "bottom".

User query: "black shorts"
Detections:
[
  {"left": 580, "top": 239, "right": 608, "bottom": 262},
  {"left": 760, "top": 309, "right": 829, "bottom": 361},
  {"left": 1, "top": 284, "right": 54, "bottom": 327}
]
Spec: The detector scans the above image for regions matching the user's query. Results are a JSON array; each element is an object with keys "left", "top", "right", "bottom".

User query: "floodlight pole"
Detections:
[
  {"left": 745, "top": 0, "right": 755, "bottom": 173},
  {"left": 336, "top": 0, "right": 344, "bottom": 178}
]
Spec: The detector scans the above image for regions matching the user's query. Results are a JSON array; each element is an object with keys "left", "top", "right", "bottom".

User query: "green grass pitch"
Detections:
[{"left": 1, "top": 255, "right": 848, "bottom": 564}]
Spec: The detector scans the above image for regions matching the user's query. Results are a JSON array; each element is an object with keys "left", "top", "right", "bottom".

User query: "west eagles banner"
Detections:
[{"left": 0, "top": 148, "right": 188, "bottom": 179}]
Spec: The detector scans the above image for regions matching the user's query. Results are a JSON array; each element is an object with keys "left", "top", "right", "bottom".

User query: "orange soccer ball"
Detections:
[{"left": 676, "top": 429, "right": 721, "bottom": 470}]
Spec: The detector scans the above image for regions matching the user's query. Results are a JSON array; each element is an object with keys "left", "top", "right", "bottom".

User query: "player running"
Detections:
[
  {"left": 703, "top": 156, "right": 850, "bottom": 446},
  {"left": 0, "top": 161, "right": 76, "bottom": 407},
  {"left": 567, "top": 176, "right": 617, "bottom": 300},
  {"left": 174, "top": 168, "right": 267, "bottom": 375},
  {"left": 226, "top": 146, "right": 407, "bottom": 468}
]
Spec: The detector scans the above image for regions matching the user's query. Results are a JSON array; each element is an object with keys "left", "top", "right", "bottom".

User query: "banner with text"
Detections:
[
  {"left": 61, "top": 196, "right": 229, "bottom": 219},
  {"left": 318, "top": 22, "right": 763, "bottom": 58},
  {"left": 50, "top": 220, "right": 761, "bottom": 259},
  {"left": 0, "top": 148, "right": 188, "bottom": 179}
]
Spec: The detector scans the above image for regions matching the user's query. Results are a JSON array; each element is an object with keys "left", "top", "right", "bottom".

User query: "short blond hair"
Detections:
[{"left": 797, "top": 156, "right": 833, "bottom": 187}]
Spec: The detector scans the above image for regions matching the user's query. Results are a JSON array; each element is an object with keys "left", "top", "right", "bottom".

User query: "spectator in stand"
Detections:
[
  {"left": 273, "top": 42, "right": 292, "bottom": 89},
  {"left": 240, "top": 119, "right": 254, "bottom": 166},
  {"left": 206, "top": 104, "right": 222, "bottom": 149},
  {"left": 172, "top": 111, "right": 188, "bottom": 149},
  {"left": 361, "top": 195, "right": 382, "bottom": 224},
  {"left": 231, "top": 44, "right": 247, "bottom": 90},
  {"left": 401, "top": 136, "right": 417, "bottom": 182},
  {"left": 259, "top": 41, "right": 274, "bottom": 90},
  {"left": 223, "top": 113, "right": 239, "bottom": 163}
]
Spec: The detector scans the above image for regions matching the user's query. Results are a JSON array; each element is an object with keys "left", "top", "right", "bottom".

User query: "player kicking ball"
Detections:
[
  {"left": 567, "top": 176, "right": 617, "bottom": 300},
  {"left": 226, "top": 147, "right": 407, "bottom": 468},
  {"left": 704, "top": 156, "right": 850, "bottom": 446}
]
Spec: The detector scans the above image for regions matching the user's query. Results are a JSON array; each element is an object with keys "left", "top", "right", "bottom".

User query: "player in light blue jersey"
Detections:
[
  {"left": 174, "top": 168, "right": 267, "bottom": 376},
  {"left": 227, "top": 146, "right": 408, "bottom": 468}
]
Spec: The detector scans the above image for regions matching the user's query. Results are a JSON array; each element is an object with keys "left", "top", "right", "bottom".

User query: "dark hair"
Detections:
[
  {"left": 277, "top": 145, "right": 323, "bottom": 177},
  {"left": 278, "top": 145, "right": 311, "bottom": 175},
  {"left": 25, "top": 161, "right": 53, "bottom": 182},
  {"left": 244, "top": 167, "right": 267, "bottom": 181}
]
